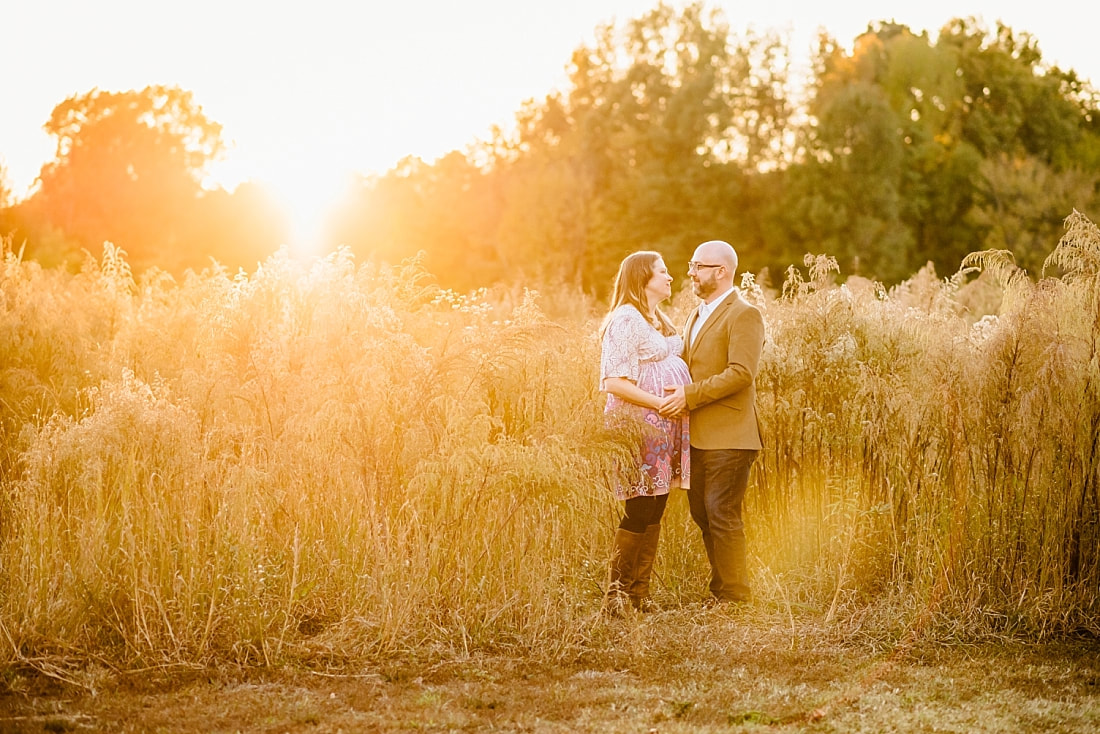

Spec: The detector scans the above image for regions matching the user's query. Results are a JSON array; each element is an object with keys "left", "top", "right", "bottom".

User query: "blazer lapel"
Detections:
[
  {"left": 688, "top": 292, "right": 736, "bottom": 360},
  {"left": 684, "top": 307, "right": 701, "bottom": 354}
]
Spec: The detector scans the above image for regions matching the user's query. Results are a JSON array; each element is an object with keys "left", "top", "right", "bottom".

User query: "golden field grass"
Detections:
[{"left": 1, "top": 213, "right": 1098, "bottom": 730}]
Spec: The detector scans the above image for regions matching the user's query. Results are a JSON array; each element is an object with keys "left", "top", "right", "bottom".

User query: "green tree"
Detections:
[
  {"left": 187, "top": 182, "right": 288, "bottom": 273},
  {"left": 328, "top": 6, "right": 1100, "bottom": 290},
  {"left": 778, "top": 19, "right": 1100, "bottom": 281},
  {"left": 781, "top": 37, "right": 916, "bottom": 280},
  {"left": 27, "top": 85, "right": 226, "bottom": 271},
  {"left": 325, "top": 3, "right": 795, "bottom": 293},
  {"left": 490, "top": 144, "right": 591, "bottom": 283},
  {"left": 940, "top": 18, "right": 1100, "bottom": 273},
  {"left": 327, "top": 152, "right": 501, "bottom": 290},
  {"left": 496, "top": 2, "right": 793, "bottom": 290},
  {"left": 967, "top": 154, "right": 1097, "bottom": 273},
  {"left": 779, "top": 24, "right": 978, "bottom": 280}
]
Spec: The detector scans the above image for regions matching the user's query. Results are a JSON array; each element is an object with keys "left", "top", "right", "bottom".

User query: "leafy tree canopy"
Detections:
[
  {"left": 780, "top": 17, "right": 1100, "bottom": 278},
  {"left": 28, "top": 85, "right": 227, "bottom": 271}
]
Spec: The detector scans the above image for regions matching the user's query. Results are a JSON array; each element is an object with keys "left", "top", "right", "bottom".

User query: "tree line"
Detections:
[
  {"left": 3, "top": 3, "right": 1099, "bottom": 290},
  {"left": 0, "top": 86, "right": 286, "bottom": 274}
]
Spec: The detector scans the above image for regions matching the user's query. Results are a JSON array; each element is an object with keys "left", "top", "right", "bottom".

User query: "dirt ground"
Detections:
[{"left": 2, "top": 606, "right": 1098, "bottom": 733}]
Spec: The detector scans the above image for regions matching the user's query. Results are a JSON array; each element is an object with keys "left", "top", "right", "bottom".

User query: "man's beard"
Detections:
[{"left": 692, "top": 278, "right": 716, "bottom": 299}]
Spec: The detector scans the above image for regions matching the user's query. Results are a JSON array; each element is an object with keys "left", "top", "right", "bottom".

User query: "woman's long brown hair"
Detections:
[{"left": 600, "top": 251, "right": 676, "bottom": 337}]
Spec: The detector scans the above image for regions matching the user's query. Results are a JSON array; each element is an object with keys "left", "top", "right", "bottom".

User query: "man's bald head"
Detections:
[
  {"left": 690, "top": 240, "right": 738, "bottom": 302},
  {"left": 694, "top": 240, "right": 738, "bottom": 273}
]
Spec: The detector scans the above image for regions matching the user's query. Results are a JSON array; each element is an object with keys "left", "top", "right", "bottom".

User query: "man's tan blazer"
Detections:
[{"left": 683, "top": 290, "right": 765, "bottom": 450}]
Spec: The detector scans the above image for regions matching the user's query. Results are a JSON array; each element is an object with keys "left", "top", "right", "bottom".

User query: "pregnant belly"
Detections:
[{"left": 637, "top": 356, "right": 691, "bottom": 395}]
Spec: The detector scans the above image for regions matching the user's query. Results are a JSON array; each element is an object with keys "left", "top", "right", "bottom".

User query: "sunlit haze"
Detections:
[{"left": 3, "top": 0, "right": 1098, "bottom": 255}]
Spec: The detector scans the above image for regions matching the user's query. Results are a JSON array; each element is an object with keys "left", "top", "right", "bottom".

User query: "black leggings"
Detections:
[{"left": 619, "top": 493, "right": 669, "bottom": 533}]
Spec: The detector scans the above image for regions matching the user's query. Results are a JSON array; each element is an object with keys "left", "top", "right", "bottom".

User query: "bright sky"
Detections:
[{"left": 2, "top": 0, "right": 1098, "bottom": 247}]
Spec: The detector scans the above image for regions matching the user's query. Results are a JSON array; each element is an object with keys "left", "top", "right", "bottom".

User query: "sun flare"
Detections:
[
  {"left": 266, "top": 171, "right": 347, "bottom": 261},
  {"left": 212, "top": 153, "right": 351, "bottom": 262}
]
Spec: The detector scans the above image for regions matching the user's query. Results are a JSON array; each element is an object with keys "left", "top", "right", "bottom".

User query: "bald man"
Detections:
[{"left": 659, "top": 240, "right": 764, "bottom": 604}]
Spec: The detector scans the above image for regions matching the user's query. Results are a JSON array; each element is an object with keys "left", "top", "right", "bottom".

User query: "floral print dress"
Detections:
[{"left": 600, "top": 304, "right": 691, "bottom": 500}]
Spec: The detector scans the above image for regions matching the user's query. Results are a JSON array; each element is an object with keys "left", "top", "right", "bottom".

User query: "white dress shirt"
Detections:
[{"left": 689, "top": 286, "right": 735, "bottom": 347}]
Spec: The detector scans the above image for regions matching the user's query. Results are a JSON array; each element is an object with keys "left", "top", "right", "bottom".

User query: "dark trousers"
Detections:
[{"left": 688, "top": 447, "right": 758, "bottom": 601}]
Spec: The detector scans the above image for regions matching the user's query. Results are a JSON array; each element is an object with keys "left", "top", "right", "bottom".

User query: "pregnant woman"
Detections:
[{"left": 598, "top": 250, "right": 691, "bottom": 613}]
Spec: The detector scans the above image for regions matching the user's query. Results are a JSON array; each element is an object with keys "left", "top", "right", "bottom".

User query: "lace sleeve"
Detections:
[{"left": 600, "top": 309, "right": 644, "bottom": 386}]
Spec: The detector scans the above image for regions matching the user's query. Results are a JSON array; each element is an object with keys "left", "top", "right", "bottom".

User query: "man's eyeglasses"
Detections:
[{"left": 688, "top": 261, "right": 722, "bottom": 273}]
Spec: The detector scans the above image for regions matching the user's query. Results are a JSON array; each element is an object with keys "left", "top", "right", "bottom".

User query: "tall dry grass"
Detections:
[
  {"left": 1, "top": 245, "right": 627, "bottom": 669},
  {"left": 1, "top": 215, "right": 1098, "bottom": 672},
  {"left": 752, "top": 213, "right": 1100, "bottom": 635}
]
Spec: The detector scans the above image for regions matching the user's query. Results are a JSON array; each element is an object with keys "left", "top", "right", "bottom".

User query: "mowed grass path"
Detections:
[{"left": 2, "top": 606, "right": 1098, "bottom": 733}]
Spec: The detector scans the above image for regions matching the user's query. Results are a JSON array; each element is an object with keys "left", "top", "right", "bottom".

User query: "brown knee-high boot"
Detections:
[
  {"left": 604, "top": 528, "right": 644, "bottom": 615},
  {"left": 629, "top": 523, "right": 661, "bottom": 611}
]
